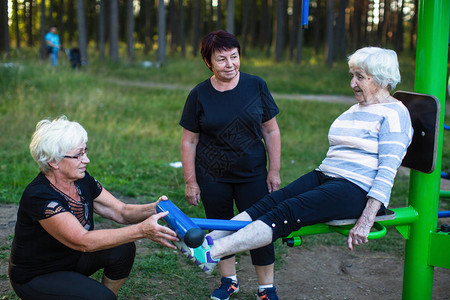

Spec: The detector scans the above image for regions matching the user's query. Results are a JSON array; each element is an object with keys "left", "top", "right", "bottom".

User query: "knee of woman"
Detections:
[{"left": 123, "top": 242, "right": 136, "bottom": 260}]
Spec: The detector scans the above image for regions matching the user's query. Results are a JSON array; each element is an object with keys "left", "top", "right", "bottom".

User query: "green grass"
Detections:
[{"left": 0, "top": 47, "right": 448, "bottom": 299}]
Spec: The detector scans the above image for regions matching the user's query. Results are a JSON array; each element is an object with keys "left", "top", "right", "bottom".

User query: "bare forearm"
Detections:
[
  {"left": 264, "top": 130, "right": 281, "bottom": 173},
  {"left": 356, "top": 197, "right": 382, "bottom": 228},
  {"left": 75, "top": 224, "right": 145, "bottom": 252},
  {"left": 120, "top": 203, "right": 156, "bottom": 224},
  {"left": 181, "top": 142, "right": 197, "bottom": 185}
]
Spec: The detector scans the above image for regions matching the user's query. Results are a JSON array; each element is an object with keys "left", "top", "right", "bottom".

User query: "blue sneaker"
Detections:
[
  {"left": 211, "top": 277, "right": 239, "bottom": 300},
  {"left": 194, "top": 236, "right": 220, "bottom": 274},
  {"left": 257, "top": 287, "right": 278, "bottom": 300},
  {"left": 175, "top": 236, "right": 219, "bottom": 274}
]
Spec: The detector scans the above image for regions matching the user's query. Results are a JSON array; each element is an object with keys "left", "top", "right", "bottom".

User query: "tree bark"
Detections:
[
  {"left": 144, "top": 0, "right": 153, "bottom": 55},
  {"left": 395, "top": 0, "right": 404, "bottom": 53},
  {"left": 67, "top": 0, "right": 75, "bottom": 44},
  {"left": 313, "top": 0, "right": 321, "bottom": 54},
  {"left": 39, "top": 0, "right": 46, "bottom": 60},
  {"left": 13, "top": 0, "right": 20, "bottom": 50},
  {"left": 109, "top": 0, "right": 119, "bottom": 61},
  {"left": 295, "top": 0, "right": 304, "bottom": 63},
  {"left": 58, "top": 0, "right": 64, "bottom": 47},
  {"left": 126, "top": 0, "right": 135, "bottom": 63},
  {"left": 241, "top": 0, "right": 251, "bottom": 56},
  {"left": 179, "top": 0, "right": 185, "bottom": 57},
  {"left": 0, "top": 0, "right": 10, "bottom": 56},
  {"left": 290, "top": 0, "right": 300, "bottom": 60},
  {"left": 226, "top": 0, "right": 234, "bottom": 34},
  {"left": 99, "top": 0, "right": 106, "bottom": 60},
  {"left": 274, "top": 0, "right": 287, "bottom": 62},
  {"left": 325, "top": 0, "right": 335, "bottom": 66},
  {"left": 335, "top": 0, "right": 347, "bottom": 60},
  {"left": 157, "top": 0, "right": 166, "bottom": 64},
  {"left": 192, "top": 0, "right": 200, "bottom": 56},
  {"left": 76, "top": 0, "right": 88, "bottom": 65}
]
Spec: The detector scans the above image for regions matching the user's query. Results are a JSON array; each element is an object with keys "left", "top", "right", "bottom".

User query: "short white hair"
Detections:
[
  {"left": 30, "top": 116, "right": 88, "bottom": 174},
  {"left": 348, "top": 47, "right": 401, "bottom": 91}
]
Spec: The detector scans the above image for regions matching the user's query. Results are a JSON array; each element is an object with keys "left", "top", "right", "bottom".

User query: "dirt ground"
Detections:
[{"left": 1, "top": 202, "right": 449, "bottom": 300}]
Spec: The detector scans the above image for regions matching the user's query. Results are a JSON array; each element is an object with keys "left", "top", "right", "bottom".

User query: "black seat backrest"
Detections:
[{"left": 394, "top": 91, "right": 440, "bottom": 174}]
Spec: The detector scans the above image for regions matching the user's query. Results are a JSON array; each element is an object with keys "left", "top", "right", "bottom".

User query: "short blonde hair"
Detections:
[
  {"left": 348, "top": 47, "right": 401, "bottom": 91},
  {"left": 30, "top": 116, "right": 88, "bottom": 174}
]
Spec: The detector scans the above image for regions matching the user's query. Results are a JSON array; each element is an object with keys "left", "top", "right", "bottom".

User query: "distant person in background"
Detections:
[
  {"left": 45, "top": 26, "right": 60, "bottom": 66},
  {"left": 179, "top": 30, "right": 281, "bottom": 300}
]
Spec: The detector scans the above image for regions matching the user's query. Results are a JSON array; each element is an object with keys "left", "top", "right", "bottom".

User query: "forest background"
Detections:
[
  {"left": 0, "top": 0, "right": 418, "bottom": 65},
  {"left": 1, "top": 0, "right": 450, "bottom": 299}
]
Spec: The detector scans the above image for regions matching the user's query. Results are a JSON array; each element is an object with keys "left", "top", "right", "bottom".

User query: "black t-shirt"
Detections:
[
  {"left": 180, "top": 72, "right": 279, "bottom": 182},
  {"left": 9, "top": 171, "right": 102, "bottom": 284}
]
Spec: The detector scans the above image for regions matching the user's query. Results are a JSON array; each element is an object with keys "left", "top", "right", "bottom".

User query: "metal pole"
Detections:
[{"left": 403, "top": 0, "right": 450, "bottom": 299}]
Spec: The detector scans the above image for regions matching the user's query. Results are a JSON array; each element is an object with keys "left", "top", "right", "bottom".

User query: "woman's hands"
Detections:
[
  {"left": 185, "top": 183, "right": 201, "bottom": 206},
  {"left": 347, "top": 197, "right": 382, "bottom": 250},
  {"left": 140, "top": 210, "right": 179, "bottom": 249},
  {"left": 266, "top": 170, "right": 281, "bottom": 193}
]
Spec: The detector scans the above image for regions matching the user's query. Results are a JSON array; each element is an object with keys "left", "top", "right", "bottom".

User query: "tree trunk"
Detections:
[
  {"left": 295, "top": 0, "right": 304, "bottom": 63},
  {"left": 313, "top": 0, "right": 321, "bottom": 54},
  {"left": 274, "top": 0, "right": 287, "bottom": 62},
  {"left": 0, "top": 0, "right": 10, "bottom": 56},
  {"left": 409, "top": 0, "right": 418, "bottom": 51},
  {"left": 290, "top": 0, "right": 300, "bottom": 60},
  {"left": 49, "top": 0, "right": 54, "bottom": 26},
  {"left": 335, "top": 0, "right": 347, "bottom": 60},
  {"left": 259, "top": 0, "right": 269, "bottom": 50},
  {"left": 39, "top": 0, "right": 46, "bottom": 61},
  {"left": 14, "top": 0, "right": 20, "bottom": 50},
  {"left": 325, "top": 0, "right": 335, "bottom": 66},
  {"left": 76, "top": 0, "right": 88, "bottom": 65},
  {"left": 241, "top": 0, "right": 250, "bottom": 56},
  {"left": 192, "top": 0, "right": 200, "bottom": 56},
  {"left": 25, "top": 0, "right": 33, "bottom": 46},
  {"left": 58, "top": 0, "right": 64, "bottom": 47},
  {"left": 67, "top": 0, "right": 75, "bottom": 44},
  {"left": 126, "top": 0, "right": 135, "bottom": 63},
  {"left": 168, "top": 0, "right": 177, "bottom": 53},
  {"left": 157, "top": 0, "right": 166, "bottom": 64},
  {"left": 144, "top": 0, "right": 153, "bottom": 55},
  {"left": 179, "top": 0, "right": 185, "bottom": 57},
  {"left": 109, "top": 0, "right": 119, "bottom": 61},
  {"left": 395, "top": 0, "right": 404, "bottom": 53},
  {"left": 352, "top": 0, "right": 362, "bottom": 50},
  {"left": 99, "top": 0, "right": 106, "bottom": 60},
  {"left": 216, "top": 0, "right": 222, "bottom": 29},
  {"left": 207, "top": 0, "right": 213, "bottom": 32},
  {"left": 226, "top": 0, "right": 234, "bottom": 34}
]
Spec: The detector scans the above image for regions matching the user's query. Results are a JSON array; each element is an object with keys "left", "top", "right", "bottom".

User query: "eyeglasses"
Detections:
[{"left": 63, "top": 148, "right": 88, "bottom": 161}]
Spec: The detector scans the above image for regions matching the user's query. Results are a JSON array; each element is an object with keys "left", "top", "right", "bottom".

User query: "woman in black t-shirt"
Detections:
[
  {"left": 9, "top": 116, "right": 178, "bottom": 300},
  {"left": 179, "top": 30, "right": 281, "bottom": 300}
]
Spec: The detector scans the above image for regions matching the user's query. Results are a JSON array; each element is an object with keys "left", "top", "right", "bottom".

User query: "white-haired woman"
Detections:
[
  {"left": 9, "top": 116, "right": 178, "bottom": 300},
  {"left": 178, "top": 47, "right": 414, "bottom": 281}
]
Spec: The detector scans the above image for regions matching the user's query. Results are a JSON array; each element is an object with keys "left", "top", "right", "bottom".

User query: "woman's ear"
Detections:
[
  {"left": 203, "top": 58, "right": 212, "bottom": 71},
  {"left": 48, "top": 161, "right": 59, "bottom": 170}
]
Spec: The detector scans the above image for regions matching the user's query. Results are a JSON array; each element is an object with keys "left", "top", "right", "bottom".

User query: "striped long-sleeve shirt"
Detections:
[{"left": 318, "top": 101, "right": 413, "bottom": 207}]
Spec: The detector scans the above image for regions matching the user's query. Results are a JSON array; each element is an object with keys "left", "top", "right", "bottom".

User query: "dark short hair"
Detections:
[{"left": 201, "top": 30, "right": 241, "bottom": 71}]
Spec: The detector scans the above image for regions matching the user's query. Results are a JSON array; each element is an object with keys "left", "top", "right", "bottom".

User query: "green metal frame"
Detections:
[{"left": 286, "top": 1, "right": 450, "bottom": 298}]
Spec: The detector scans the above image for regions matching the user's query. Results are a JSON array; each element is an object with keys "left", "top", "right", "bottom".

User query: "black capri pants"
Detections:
[
  {"left": 246, "top": 170, "right": 383, "bottom": 242},
  {"left": 198, "top": 175, "right": 275, "bottom": 266},
  {"left": 10, "top": 242, "right": 136, "bottom": 300}
]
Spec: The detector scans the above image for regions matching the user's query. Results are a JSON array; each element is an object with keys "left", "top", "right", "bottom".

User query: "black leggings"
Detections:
[
  {"left": 247, "top": 171, "right": 382, "bottom": 241},
  {"left": 198, "top": 176, "right": 275, "bottom": 266},
  {"left": 10, "top": 242, "right": 136, "bottom": 300}
]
